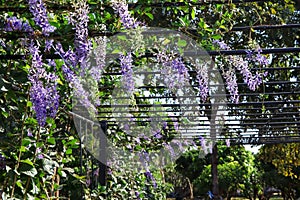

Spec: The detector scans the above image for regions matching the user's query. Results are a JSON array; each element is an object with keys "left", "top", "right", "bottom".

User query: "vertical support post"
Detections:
[
  {"left": 211, "top": 144, "right": 219, "bottom": 199},
  {"left": 99, "top": 121, "right": 107, "bottom": 187},
  {"left": 210, "top": 56, "right": 219, "bottom": 199},
  {"left": 79, "top": 120, "right": 84, "bottom": 198}
]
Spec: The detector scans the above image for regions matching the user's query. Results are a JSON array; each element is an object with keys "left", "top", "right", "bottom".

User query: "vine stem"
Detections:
[
  {"left": 23, "top": 126, "right": 41, "bottom": 198},
  {"left": 10, "top": 94, "right": 30, "bottom": 197}
]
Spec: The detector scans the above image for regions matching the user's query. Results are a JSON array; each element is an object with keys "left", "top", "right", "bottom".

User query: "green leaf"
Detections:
[
  {"left": 47, "top": 137, "right": 56, "bottom": 145},
  {"left": 117, "top": 35, "right": 127, "bottom": 41},
  {"left": 20, "top": 159, "right": 34, "bottom": 167},
  {"left": 66, "top": 149, "right": 72, "bottom": 155},
  {"left": 178, "top": 39, "right": 187, "bottom": 47},
  {"left": 211, "top": 34, "right": 222, "bottom": 40},
  {"left": 191, "top": 7, "right": 196, "bottom": 19},
  {"left": 112, "top": 49, "right": 121, "bottom": 54},
  {"left": 145, "top": 13, "right": 154, "bottom": 20},
  {"left": 22, "top": 138, "right": 32, "bottom": 147},
  {"left": 1, "top": 110, "right": 8, "bottom": 118},
  {"left": 16, "top": 180, "right": 24, "bottom": 190}
]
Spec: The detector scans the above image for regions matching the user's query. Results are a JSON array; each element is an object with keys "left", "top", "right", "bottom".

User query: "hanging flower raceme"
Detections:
[
  {"left": 222, "top": 66, "right": 239, "bottom": 104},
  {"left": 28, "top": 0, "right": 56, "bottom": 36},
  {"left": 213, "top": 40, "right": 268, "bottom": 103},
  {"left": 111, "top": 0, "right": 140, "bottom": 29},
  {"left": 120, "top": 53, "right": 135, "bottom": 95},
  {"left": 28, "top": 43, "right": 59, "bottom": 126},
  {"left": 157, "top": 52, "right": 190, "bottom": 92},
  {"left": 196, "top": 60, "right": 209, "bottom": 102},
  {"left": 68, "top": 0, "right": 91, "bottom": 71},
  {"left": 55, "top": 41, "right": 97, "bottom": 113}
]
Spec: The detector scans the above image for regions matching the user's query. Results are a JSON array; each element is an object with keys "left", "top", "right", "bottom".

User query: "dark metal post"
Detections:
[
  {"left": 211, "top": 144, "right": 219, "bottom": 199},
  {"left": 99, "top": 121, "right": 107, "bottom": 186}
]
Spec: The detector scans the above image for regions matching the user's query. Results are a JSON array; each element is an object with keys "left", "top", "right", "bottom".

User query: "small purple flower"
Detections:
[
  {"left": 226, "top": 139, "right": 230, "bottom": 147},
  {"left": 153, "top": 130, "right": 162, "bottom": 139},
  {"left": 37, "top": 154, "right": 44, "bottom": 159},
  {"left": 246, "top": 50, "right": 253, "bottom": 59},
  {"left": 0, "top": 39, "right": 6, "bottom": 48},
  {"left": 199, "top": 136, "right": 206, "bottom": 150},
  {"left": 86, "top": 178, "right": 91, "bottom": 187},
  {"left": 135, "top": 191, "right": 141, "bottom": 200},
  {"left": 162, "top": 121, "right": 168, "bottom": 129},
  {"left": 27, "top": 129, "right": 33, "bottom": 137},
  {"left": 45, "top": 39, "right": 53, "bottom": 52},
  {"left": 93, "top": 168, "right": 99, "bottom": 177},
  {"left": 255, "top": 54, "right": 268, "bottom": 65}
]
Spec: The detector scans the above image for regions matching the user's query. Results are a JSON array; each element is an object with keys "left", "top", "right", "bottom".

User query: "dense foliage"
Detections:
[{"left": 0, "top": 0, "right": 299, "bottom": 199}]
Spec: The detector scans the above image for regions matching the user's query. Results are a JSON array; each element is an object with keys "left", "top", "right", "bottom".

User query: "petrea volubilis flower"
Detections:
[
  {"left": 213, "top": 40, "right": 268, "bottom": 103},
  {"left": 111, "top": 0, "right": 140, "bottom": 29},
  {"left": 226, "top": 138, "right": 230, "bottom": 147},
  {"left": 120, "top": 53, "right": 135, "bottom": 95},
  {"left": 157, "top": 52, "right": 190, "bottom": 91},
  {"left": 28, "top": 0, "right": 56, "bottom": 36},
  {"left": 69, "top": 0, "right": 91, "bottom": 70},
  {"left": 196, "top": 60, "right": 209, "bottom": 102},
  {"left": 223, "top": 67, "right": 239, "bottom": 104},
  {"left": 28, "top": 43, "right": 59, "bottom": 126},
  {"left": 4, "top": 16, "right": 33, "bottom": 33}
]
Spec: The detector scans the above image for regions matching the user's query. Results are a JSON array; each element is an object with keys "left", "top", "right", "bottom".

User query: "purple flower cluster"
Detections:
[
  {"left": 213, "top": 40, "right": 230, "bottom": 50},
  {"left": 164, "top": 143, "right": 176, "bottom": 158},
  {"left": 247, "top": 48, "right": 269, "bottom": 66},
  {"left": 69, "top": 0, "right": 91, "bottom": 69},
  {"left": 145, "top": 170, "right": 157, "bottom": 188},
  {"left": 139, "top": 152, "right": 157, "bottom": 188},
  {"left": 111, "top": 0, "right": 140, "bottom": 29},
  {"left": 28, "top": 43, "right": 59, "bottom": 126},
  {"left": 172, "top": 57, "right": 189, "bottom": 83},
  {"left": 90, "top": 36, "right": 106, "bottom": 81},
  {"left": 235, "top": 58, "right": 267, "bottom": 91},
  {"left": 55, "top": 43, "right": 77, "bottom": 68},
  {"left": 28, "top": 0, "right": 56, "bottom": 36},
  {"left": 213, "top": 40, "right": 268, "bottom": 103},
  {"left": 4, "top": 16, "right": 33, "bottom": 33},
  {"left": 120, "top": 53, "right": 135, "bottom": 95},
  {"left": 157, "top": 52, "right": 190, "bottom": 91},
  {"left": 61, "top": 64, "right": 97, "bottom": 113},
  {"left": 196, "top": 63, "right": 209, "bottom": 102},
  {"left": 223, "top": 68, "right": 239, "bottom": 104}
]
